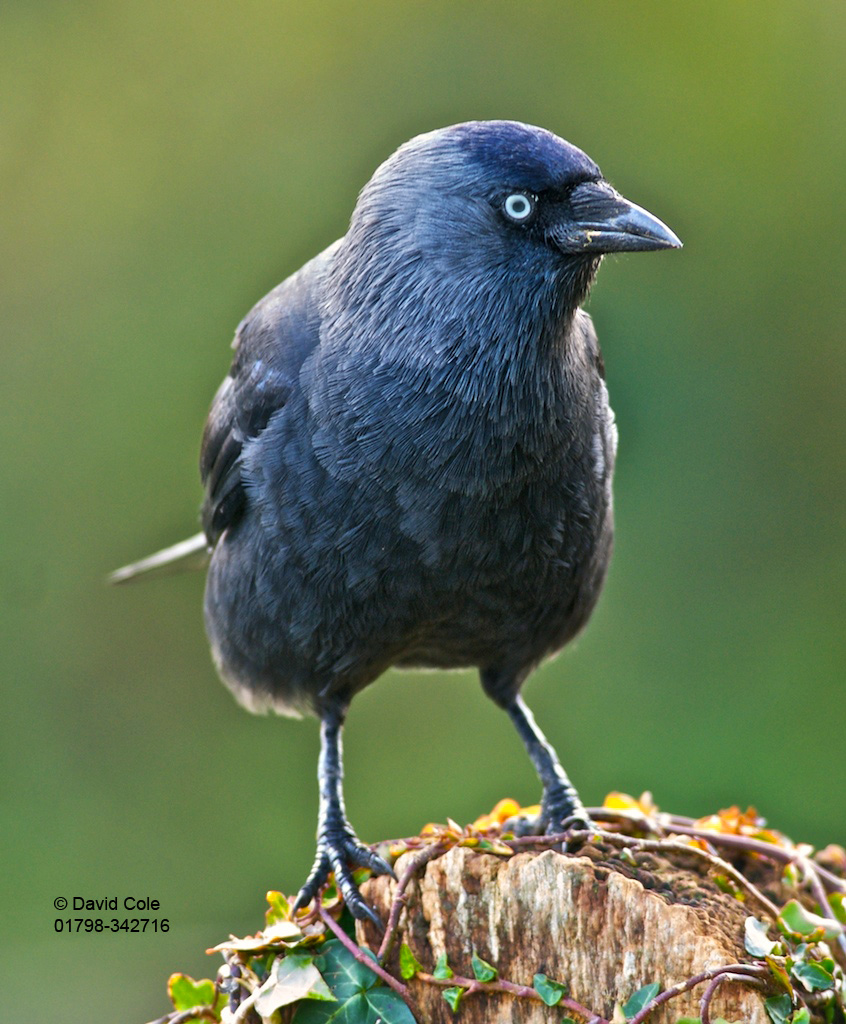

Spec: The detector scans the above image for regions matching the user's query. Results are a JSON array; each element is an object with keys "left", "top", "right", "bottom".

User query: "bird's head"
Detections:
[{"left": 345, "top": 120, "right": 681, "bottom": 314}]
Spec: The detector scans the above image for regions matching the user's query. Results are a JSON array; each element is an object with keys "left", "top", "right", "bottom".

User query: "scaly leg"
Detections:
[
  {"left": 292, "top": 705, "right": 394, "bottom": 927},
  {"left": 503, "top": 694, "right": 589, "bottom": 830},
  {"left": 481, "top": 669, "right": 589, "bottom": 832}
]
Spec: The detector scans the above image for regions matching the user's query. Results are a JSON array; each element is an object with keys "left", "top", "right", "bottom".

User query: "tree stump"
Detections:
[
  {"left": 357, "top": 842, "right": 777, "bottom": 1023},
  {"left": 150, "top": 806, "right": 845, "bottom": 1024}
]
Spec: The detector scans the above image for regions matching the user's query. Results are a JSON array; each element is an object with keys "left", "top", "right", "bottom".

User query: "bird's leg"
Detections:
[
  {"left": 485, "top": 678, "right": 590, "bottom": 833},
  {"left": 292, "top": 704, "right": 394, "bottom": 928}
]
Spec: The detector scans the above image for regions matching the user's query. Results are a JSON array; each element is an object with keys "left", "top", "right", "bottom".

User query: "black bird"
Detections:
[{"left": 114, "top": 121, "right": 681, "bottom": 925}]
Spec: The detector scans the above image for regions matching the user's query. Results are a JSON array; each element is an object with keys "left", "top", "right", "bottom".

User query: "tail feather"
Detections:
[{"left": 109, "top": 532, "right": 210, "bottom": 585}]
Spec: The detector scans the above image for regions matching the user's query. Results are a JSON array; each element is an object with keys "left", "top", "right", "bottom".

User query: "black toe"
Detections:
[{"left": 293, "top": 827, "right": 392, "bottom": 923}]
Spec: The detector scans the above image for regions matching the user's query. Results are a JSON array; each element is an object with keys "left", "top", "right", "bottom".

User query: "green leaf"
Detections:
[
  {"left": 533, "top": 973, "right": 567, "bottom": 1006},
  {"left": 293, "top": 991, "right": 370, "bottom": 1023},
  {"left": 622, "top": 981, "right": 661, "bottom": 1019},
  {"left": 366, "top": 988, "right": 418, "bottom": 1023},
  {"left": 294, "top": 987, "right": 417, "bottom": 1024},
  {"left": 292, "top": 941, "right": 418, "bottom": 1024},
  {"left": 561, "top": 1018, "right": 579, "bottom": 1024},
  {"left": 789, "top": 1010, "right": 810, "bottom": 1024},
  {"left": 778, "top": 899, "right": 841, "bottom": 941},
  {"left": 829, "top": 892, "right": 846, "bottom": 925},
  {"left": 442, "top": 986, "right": 463, "bottom": 1013},
  {"left": 471, "top": 952, "right": 497, "bottom": 982},
  {"left": 764, "top": 994, "right": 793, "bottom": 1024},
  {"left": 765, "top": 955, "right": 794, "bottom": 996},
  {"left": 315, "top": 939, "right": 380, "bottom": 1000},
  {"left": 791, "top": 961, "right": 834, "bottom": 991},
  {"left": 399, "top": 942, "right": 423, "bottom": 980},
  {"left": 676, "top": 1019, "right": 733, "bottom": 1024},
  {"left": 255, "top": 954, "right": 336, "bottom": 1015},
  {"left": 713, "top": 875, "right": 744, "bottom": 900},
  {"left": 433, "top": 952, "right": 454, "bottom": 980},
  {"left": 266, "top": 889, "right": 291, "bottom": 925},
  {"left": 167, "top": 973, "right": 216, "bottom": 1012},
  {"left": 782, "top": 862, "right": 800, "bottom": 888},
  {"left": 745, "top": 916, "right": 777, "bottom": 957}
]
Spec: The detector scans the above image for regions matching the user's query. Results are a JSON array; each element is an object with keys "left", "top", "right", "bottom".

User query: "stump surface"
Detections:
[{"left": 358, "top": 843, "right": 774, "bottom": 1023}]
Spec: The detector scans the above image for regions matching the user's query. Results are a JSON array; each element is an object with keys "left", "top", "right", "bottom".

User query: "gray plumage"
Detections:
[{"left": 117, "top": 120, "right": 680, "bottom": 923}]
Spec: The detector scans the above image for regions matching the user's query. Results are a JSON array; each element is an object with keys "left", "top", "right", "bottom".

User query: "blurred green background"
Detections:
[{"left": 3, "top": 1, "right": 845, "bottom": 1020}]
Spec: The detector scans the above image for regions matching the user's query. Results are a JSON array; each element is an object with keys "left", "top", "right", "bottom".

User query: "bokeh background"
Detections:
[{"left": 3, "top": 1, "right": 845, "bottom": 1020}]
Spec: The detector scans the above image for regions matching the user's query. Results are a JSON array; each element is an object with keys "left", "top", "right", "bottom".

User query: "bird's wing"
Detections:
[{"left": 200, "top": 246, "right": 334, "bottom": 544}]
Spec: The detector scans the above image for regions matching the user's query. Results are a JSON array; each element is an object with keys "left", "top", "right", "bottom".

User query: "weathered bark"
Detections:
[{"left": 357, "top": 843, "right": 774, "bottom": 1023}]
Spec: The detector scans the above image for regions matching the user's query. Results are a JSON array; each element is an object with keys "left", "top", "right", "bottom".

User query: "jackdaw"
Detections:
[{"left": 113, "top": 120, "right": 681, "bottom": 925}]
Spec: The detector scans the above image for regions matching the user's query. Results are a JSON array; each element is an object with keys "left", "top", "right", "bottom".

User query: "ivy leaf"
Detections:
[
  {"left": 255, "top": 954, "right": 335, "bottom": 1015},
  {"left": 778, "top": 899, "right": 841, "bottom": 941},
  {"left": 292, "top": 944, "right": 416, "bottom": 1024},
  {"left": 713, "top": 874, "right": 745, "bottom": 900},
  {"left": 533, "top": 973, "right": 567, "bottom": 1006},
  {"left": 675, "top": 1018, "right": 701, "bottom": 1023},
  {"left": 366, "top": 988, "right": 418, "bottom": 1023},
  {"left": 675, "top": 1018, "right": 736, "bottom": 1024},
  {"left": 265, "top": 889, "right": 291, "bottom": 925},
  {"left": 791, "top": 961, "right": 834, "bottom": 992},
  {"left": 471, "top": 952, "right": 497, "bottom": 982},
  {"left": 671, "top": 1015, "right": 737, "bottom": 1024},
  {"left": 622, "top": 981, "right": 660, "bottom": 1019},
  {"left": 433, "top": 952, "right": 454, "bottom": 980},
  {"left": 167, "top": 973, "right": 216, "bottom": 1012},
  {"left": 295, "top": 989, "right": 415, "bottom": 1023},
  {"left": 206, "top": 916, "right": 305, "bottom": 953},
  {"left": 314, "top": 939, "right": 380, "bottom": 999},
  {"left": 476, "top": 838, "right": 515, "bottom": 856},
  {"left": 782, "top": 862, "right": 801, "bottom": 888},
  {"left": 789, "top": 1010, "right": 810, "bottom": 1024},
  {"left": 399, "top": 943, "right": 423, "bottom": 980},
  {"left": 745, "top": 916, "right": 777, "bottom": 957},
  {"left": 764, "top": 994, "right": 793, "bottom": 1024},
  {"left": 442, "top": 986, "right": 463, "bottom": 1013},
  {"left": 765, "top": 955, "right": 794, "bottom": 997},
  {"left": 828, "top": 892, "right": 846, "bottom": 925}
]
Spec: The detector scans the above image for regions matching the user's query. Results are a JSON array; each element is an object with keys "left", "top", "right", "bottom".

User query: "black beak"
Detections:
[{"left": 553, "top": 180, "right": 682, "bottom": 255}]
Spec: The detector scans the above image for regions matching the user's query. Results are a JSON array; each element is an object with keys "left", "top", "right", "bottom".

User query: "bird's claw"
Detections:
[
  {"left": 293, "top": 828, "right": 394, "bottom": 928},
  {"left": 505, "top": 793, "right": 595, "bottom": 844}
]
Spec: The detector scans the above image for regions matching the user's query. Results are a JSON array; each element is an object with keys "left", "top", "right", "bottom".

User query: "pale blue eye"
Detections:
[{"left": 503, "top": 193, "right": 535, "bottom": 221}]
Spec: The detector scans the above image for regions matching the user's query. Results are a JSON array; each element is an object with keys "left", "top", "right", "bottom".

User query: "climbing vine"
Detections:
[{"left": 146, "top": 795, "right": 846, "bottom": 1024}]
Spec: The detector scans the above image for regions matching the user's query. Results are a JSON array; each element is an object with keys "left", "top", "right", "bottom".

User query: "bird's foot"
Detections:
[
  {"left": 506, "top": 789, "right": 594, "bottom": 844},
  {"left": 542, "top": 793, "right": 596, "bottom": 849},
  {"left": 292, "top": 826, "right": 395, "bottom": 929}
]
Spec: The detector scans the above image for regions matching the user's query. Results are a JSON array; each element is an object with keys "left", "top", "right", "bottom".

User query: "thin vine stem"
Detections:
[
  {"left": 377, "top": 841, "right": 446, "bottom": 963},
  {"left": 416, "top": 970, "right": 609, "bottom": 1023},
  {"left": 627, "top": 963, "right": 769, "bottom": 1024},
  {"left": 700, "top": 971, "right": 768, "bottom": 1024}
]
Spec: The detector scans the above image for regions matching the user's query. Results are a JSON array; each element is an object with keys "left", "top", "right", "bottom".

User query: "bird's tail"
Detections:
[{"left": 109, "top": 532, "right": 210, "bottom": 584}]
